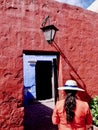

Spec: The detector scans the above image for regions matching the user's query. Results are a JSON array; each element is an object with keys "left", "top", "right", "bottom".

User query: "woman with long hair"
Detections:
[{"left": 52, "top": 80, "right": 92, "bottom": 130}]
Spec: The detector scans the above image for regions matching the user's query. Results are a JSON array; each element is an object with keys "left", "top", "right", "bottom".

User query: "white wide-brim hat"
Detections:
[{"left": 58, "top": 80, "right": 85, "bottom": 91}]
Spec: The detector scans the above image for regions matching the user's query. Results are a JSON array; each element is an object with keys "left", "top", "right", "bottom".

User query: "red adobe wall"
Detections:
[{"left": 0, "top": 0, "right": 98, "bottom": 129}]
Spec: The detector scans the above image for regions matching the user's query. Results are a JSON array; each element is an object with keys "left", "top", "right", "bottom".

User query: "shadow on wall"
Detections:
[
  {"left": 70, "top": 75, "right": 92, "bottom": 103},
  {"left": 51, "top": 42, "right": 92, "bottom": 103},
  {"left": 24, "top": 91, "right": 57, "bottom": 130}
]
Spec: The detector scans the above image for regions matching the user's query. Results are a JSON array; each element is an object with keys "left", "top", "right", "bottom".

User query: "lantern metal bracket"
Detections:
[{"left": 41, "top": 15, "right": 50, "bottom": 27}]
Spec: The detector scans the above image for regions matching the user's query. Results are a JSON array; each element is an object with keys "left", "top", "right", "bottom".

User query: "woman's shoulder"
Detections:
[
  {"left": 55, "top": 99, "right": 65, "bottom": 107},
  {"left": 56, "top": 99, "right": 65, "bottom": 103},
  {"left": 76, "top": 99, "right": 89, "bottom": 108}
]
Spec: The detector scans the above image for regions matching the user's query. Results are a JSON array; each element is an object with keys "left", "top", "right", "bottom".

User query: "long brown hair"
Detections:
[{"left": 64, "top": 90, "right": 77, "bottom": 123}]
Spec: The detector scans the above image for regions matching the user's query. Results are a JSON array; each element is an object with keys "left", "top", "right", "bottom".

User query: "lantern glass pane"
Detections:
[
  {"left": 43, "top": 29, "right": 55, "bottom": 42},
  {"left": 51, "top": 29, "right": 55, "bottom": 39}
]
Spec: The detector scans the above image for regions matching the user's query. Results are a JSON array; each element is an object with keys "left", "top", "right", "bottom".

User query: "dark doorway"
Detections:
[
  {"left": 36, "top": 61, "right": 52, "bottom": 100},
  {"left": 23, "top": 52, "right": 59, "bottom": 130}
]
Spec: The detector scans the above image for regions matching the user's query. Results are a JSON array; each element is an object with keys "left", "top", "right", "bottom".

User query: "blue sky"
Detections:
[{"left": 55, "top": 0, "right": 95, "bottom": 9}]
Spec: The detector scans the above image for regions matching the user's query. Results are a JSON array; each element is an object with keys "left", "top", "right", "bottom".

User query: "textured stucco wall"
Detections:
[{"left": 0, "top": 0, "right": 98, "bottom": 129}]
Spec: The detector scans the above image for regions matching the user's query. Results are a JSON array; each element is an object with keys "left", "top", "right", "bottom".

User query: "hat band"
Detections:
[{"left": 64, "top": 85, "right": 77, "bottom": 88}]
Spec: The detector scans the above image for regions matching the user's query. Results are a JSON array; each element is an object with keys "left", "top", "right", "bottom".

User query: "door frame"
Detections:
[{"left": 23, "top": 50, "right": 59, "bottom": 105}]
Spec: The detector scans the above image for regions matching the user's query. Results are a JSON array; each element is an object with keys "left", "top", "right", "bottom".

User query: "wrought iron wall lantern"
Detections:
[{"left": 40, "top": 15, "right": 59, "bottom": 44}]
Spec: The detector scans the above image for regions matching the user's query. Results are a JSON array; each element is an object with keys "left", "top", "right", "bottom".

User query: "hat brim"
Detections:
[{"left": 58, "top": 86, "right": 85, "bottom": 91}]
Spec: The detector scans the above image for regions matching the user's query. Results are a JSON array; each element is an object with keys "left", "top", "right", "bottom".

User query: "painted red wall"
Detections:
[{"left": 0, "top": 0, "right": 98, "bottom": 129}]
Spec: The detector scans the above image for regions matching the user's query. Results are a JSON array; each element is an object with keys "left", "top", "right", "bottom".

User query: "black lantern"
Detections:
[{"left": 41, "top": 16, "right": 58, "bottom": 44}]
